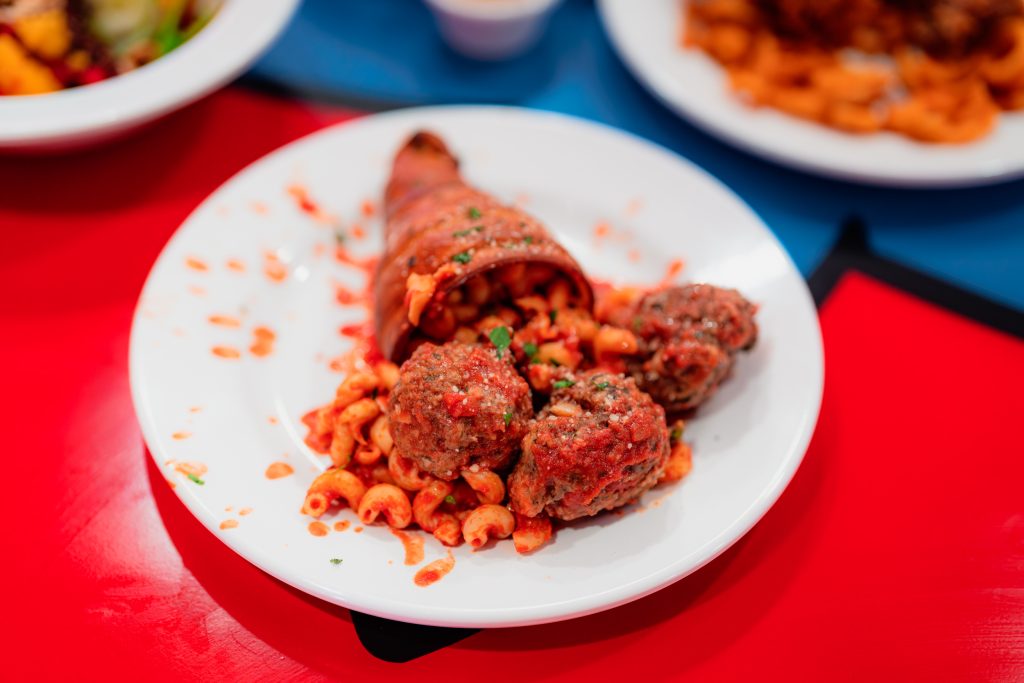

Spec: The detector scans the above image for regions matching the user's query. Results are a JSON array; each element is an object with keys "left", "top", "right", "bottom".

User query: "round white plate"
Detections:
[
  {"left": 598, "top": 0, "right": 1024, "bottom": 188},
  {"left": 130, "top": 106, "right": 823, "bottom": 628}
]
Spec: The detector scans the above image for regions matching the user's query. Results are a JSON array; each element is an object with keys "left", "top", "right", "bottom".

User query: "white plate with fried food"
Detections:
[
  {"left": 130, "top": 106, "right": 823, "bottom": 627},
  {"left": 599, "top": 0, "right": 1024, "bottom": 187}
]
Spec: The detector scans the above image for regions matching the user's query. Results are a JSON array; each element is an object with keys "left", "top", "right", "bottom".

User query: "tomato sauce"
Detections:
[
  {"left": 208, "top": 315, "right": 242, "bottom": 328},
  {"left": 265, "top": 462, "right": 294, "bottom": 479},
  {"left": 250, "top": 326, "right": 276, "bottom": 357},
  {"left": 211, "top": 346, "right": 241, "bottom": 359},
  {"left": 414, "top": 551, "right": 455, "bottom": 587},
  {"left": 174, "top": 462, "right": 207, "bottom": 478},
  {"left": 659, "top": 258, "right": 685, "bottom": 286},
  {"left": 263, "top": 251, "right": 287, "bottom": 283},
  {"left": 287, "top": 184, "right": 337, "bottom": 225},
  {"left": 390, "top": 529, "right": 425, "bottom": 566}
]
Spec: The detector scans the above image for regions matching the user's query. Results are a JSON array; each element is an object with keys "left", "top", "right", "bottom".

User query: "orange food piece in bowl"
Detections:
[{"left": 0, "top": 34, "right": 61, "bottom": 95}]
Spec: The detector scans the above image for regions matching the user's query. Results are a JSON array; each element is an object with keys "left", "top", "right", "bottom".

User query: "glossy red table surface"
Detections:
[{"left": 2, "top": 88, "right": 1022, "bottom": 681}]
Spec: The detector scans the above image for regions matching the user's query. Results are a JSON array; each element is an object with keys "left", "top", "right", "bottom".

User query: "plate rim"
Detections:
[
  {"left": 596, "top": 0, "right": 1024, "bottom": 189},
  {"left": 129, "top": 104, "right": 825, "bottom": 628}
]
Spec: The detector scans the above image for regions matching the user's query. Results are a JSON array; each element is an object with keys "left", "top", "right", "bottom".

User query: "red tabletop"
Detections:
[{"left": 3, "top": 88, "right": 1022, "bottom": 681}]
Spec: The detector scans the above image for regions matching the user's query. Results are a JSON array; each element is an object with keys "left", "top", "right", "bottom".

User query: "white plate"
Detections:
[
  {"left": 129, "top": 106, "right": 823, "bottom": 628},
  {"left": 597, "top": 0, "right": 1024, "bottom": 188},
  {"left": 0, "top": 0, "right": 298, "bottom": 151}
]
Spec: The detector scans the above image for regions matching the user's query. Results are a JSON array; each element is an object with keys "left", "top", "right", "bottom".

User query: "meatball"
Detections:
[
  {"left": 388, "top": 342, "right": 532, "bottom": 480},
  {"left": 508, "top": 370, "right": 669, "bottom": 521},
  {"left": 625, "top": 284, "right": 758, "bottom": 412}
]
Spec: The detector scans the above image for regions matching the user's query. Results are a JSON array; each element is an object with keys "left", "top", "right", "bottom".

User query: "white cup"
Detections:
[{"left": 424, "top": 0, "right": 564, "bottom": 61}]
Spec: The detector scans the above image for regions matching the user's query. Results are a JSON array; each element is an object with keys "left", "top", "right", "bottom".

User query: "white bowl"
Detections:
[
  {"left": 0, "top": 0, "right": 300, "bottom": 152},
  {"left": 424, "top": 0, "right": 563, "bottom": 61}
]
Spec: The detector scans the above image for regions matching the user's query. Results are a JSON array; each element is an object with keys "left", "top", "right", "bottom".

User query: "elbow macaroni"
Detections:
[
  {"left": 461, "top": 470, "right": 505, "bottom": 505},
  {"left": 462, "top": 504, "right": 515, "bottom": 548},
  {"left": 303, "top": 468, "right": 367, "bottom": 518},
  {"left": 358, "top": 484, "right": 413, "bottom": 529},
  {"left": 512, "top": 513, "right": 553, "bottom": 554}
]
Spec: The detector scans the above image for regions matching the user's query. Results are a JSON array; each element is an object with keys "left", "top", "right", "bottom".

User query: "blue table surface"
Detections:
[{"left": 250, "top": 0, "right": 1024, "bottom": 311}]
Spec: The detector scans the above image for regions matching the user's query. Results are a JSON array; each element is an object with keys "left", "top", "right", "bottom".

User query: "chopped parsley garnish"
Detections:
[
  {"left": 518, "top": 221, "right": 527, "bottom": 228},
  {"left": 530, "top": 357, "right": 543, "bottom": 365},
  {"left": 489, "top": 326, "right": 511, "bottom": 358},
  {"left": 549, "top": 309, "right": 558, "bottom": 324},
  {"left": 334, "top": 230, "right": 346, "bottom": 245},
  {"left": 453, "top": 226, "right": 484, "bottom": 238},
  {"left": 552, "top": 379, "right": 575, "bottom": 389},
  {"left": 452, "top": 251, "right": 472, "bottom": 264},
  {"left": 329, "top": 558, "right": 343, "bottom": 565},
  {"left": 467, "top": 206, "right": 481, "bottom": 219},
  {"left": 523, "top": 236, "right": 534, "bottom": 245},
  {"left": 670, "top": 426, "right": 683, "bottom": 443},
  {"left": 522, "top": 342, "right": 538, "bottom": 360},
  {"left": 632, "top": 316, "right": 643, "bottom": 332},
  {"left": 549, "top": 358, "right": 561, "bottom": 367},
  {"left": 594, "top": 381, "right": 610, "bottom": 390},
  {"left": 503, "top": 411, "right": 513, "bottom": 426},
  {"left": 444, "top": 495, "right": 457, "bottom": 505},
  {"left": 186, "top": 473, "right": 205, "bottom": 485}
]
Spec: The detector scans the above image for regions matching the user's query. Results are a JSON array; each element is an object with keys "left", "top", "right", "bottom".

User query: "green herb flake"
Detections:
[
  {"left": 594, "top": 381, "right": 610, "bottom": 390},
  {"left": 489, "top": 326, "right": 511, "bottom": 358},
  {"left": 453, "top": 226, "right": 484, "bottom": 238},
  {"left": 632, "top": 316, "right": 644, "bottom": 332},
  {"left": 523, "top": 236, "right": 534, "bottom": 245},
  {"left": 523, "top": 342, "right": 539, "bottom": 359},
  {"left": 329, "top": 558, "right": 343, "bottom": 565},
  {"left": 549, "top": 358, "right": 561, "bottom": 367},
  {"left": 444, "top": 495, "right": 457, "bottom": 505},
  {"left": 670, "top": 426, "right": 683, "bottom": 443},
  {"left": 552, "top": 379, "right": 575, "bottom": 390},
  {"left": 549, "top": 309, "right": 558, "bottom": 324},
  {"left": 518, "top": 221, "right": 527, "bottom": 228},
  {"left": 186, "top": 473, "right": 205, "bottom": 486},
  {"left": 334, "top": 230, "right": 346, "bottom": 245},
  {"left": 452, "top": 251, "right": 472, "bottom": 264},
  {"left": 503, "top": 411, "right": 513, "bottom": 427},
  {"left": 530, "top": 357, "right": 543, "bottom": 365},
  {"left": 467, "top": 206, "right": 482, "bottom": 219}
]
